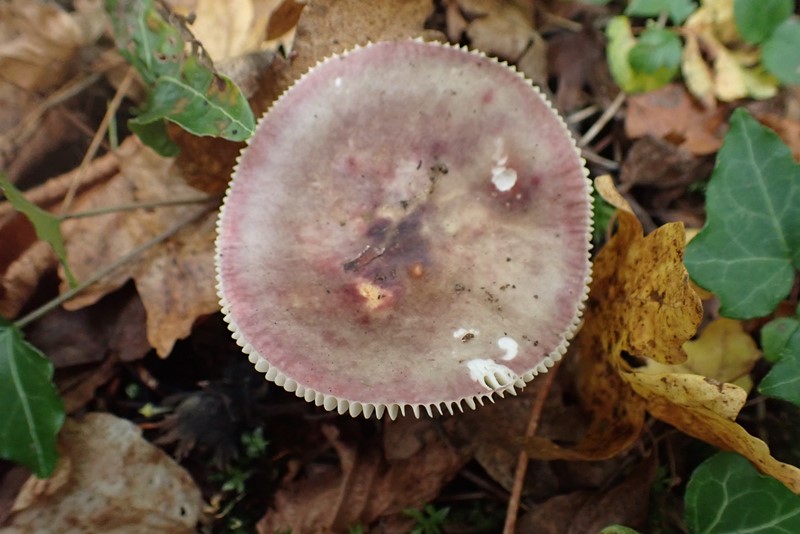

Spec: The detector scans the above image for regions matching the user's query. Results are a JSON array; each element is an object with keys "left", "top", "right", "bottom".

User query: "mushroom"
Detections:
[{"left": 215, "top": 40, "right": 592, "bottom": 419}]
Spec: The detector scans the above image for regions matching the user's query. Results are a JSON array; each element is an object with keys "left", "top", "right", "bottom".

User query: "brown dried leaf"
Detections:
[
  {"left": 258, "top": 420, "right": 469, "bottom": 533},
  {"left": 0, "top": 152, "right": 119, "bottom": 318},
  {"left": 516, "top": 457, "right": 655, "bottom": 534},
  {"left": 5, "top": 413, "right": 202, "bottom": 532},
  {"left": 278, "top": 0, "right": 436, "bottom": 92},
  {"left": 0, "top": 0, "right": 84, "bottom": 93},
  {"left": 60, "top": 137, "right": 218, "bottom": 356},
  {"left": 456, "top": 0, "right": 535, "bottom": 61},
  {"left": 27, "top": 285, "right": 149, "bottom": 367},
  {"left": 620, "top": 135, "right": 709, "bottom": 190},
  {"left": 625, "top": 84, "right": 726, "bottom": 156}
]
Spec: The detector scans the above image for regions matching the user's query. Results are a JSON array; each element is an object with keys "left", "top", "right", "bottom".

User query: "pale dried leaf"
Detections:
[{"left": 5, "top": 413, "right": 202, "bottom": 532}]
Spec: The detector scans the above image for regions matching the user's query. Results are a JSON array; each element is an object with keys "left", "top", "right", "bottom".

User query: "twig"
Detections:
[
  {"left": 502, "top": 362, "right": 561, "bottom": 534},
  {"left": 60, "top": 67, "right": 136, "bottom": 214},
  {"left": 59, "top": 195, "right": 219, "bottom": 220},
  {"left": 578, "top": 91, "right": 626, "bottom": 148},
  {"left": 14, "top": 205, "right": 213, "bottom": 329}
]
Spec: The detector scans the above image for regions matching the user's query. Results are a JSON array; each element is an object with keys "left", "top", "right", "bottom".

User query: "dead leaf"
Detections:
[
  {"left": 5, "top": 412, "right": 202, "bottom": 532},
  {"left": 624, "top": 371, "right": 800, "bottom": 493},
  {"left": 643, "top": 318, "right": 760, "bottom": 392},
  {"left": 27, "top": 284, "right": 148, "bottom": 367},
  {"left": 682, "top": 0, "right": 779, "bottom": 103},
  {"left": 516, "top": 457, "right": 655, "bottom": 534},
  {"left": 275, "top": 0, "right": 437, "bottom": 97},
  {"left": 0, "top": 151, "right": 119, "bottom": 318},
  {"left": 0, "top": 0, "right": 85, "bottom": 92},
  {"left": 547, "top": 28, "right": 609, "bottom": 112},
  {"left": 620, "top": 135, "right": 710, "bottom": 190},
  {"left": 525, "top": 176, "right": 704, "bottom": 461},
  {"left": 59, "top": 137, "right": 219, "bottom": 356},
  {"left": 625, "top": 84, "right": 726, "bottom": 156},
  {"left": 258, "top": 420, "right": 469, "bottom": 533},
  {"left": 456, "top": 0, "right": 535, "bottom": 61},
  {"left": 528, "top": 177, "right": 800, "bottom": 495},
  {"left": 755, "top": 113, "right": 800, "bottom": 162}
]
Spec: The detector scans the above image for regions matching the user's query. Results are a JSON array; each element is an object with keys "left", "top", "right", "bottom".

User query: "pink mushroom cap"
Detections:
[{"left": 215, "top": 40, "right": 593, "bottom": 419}]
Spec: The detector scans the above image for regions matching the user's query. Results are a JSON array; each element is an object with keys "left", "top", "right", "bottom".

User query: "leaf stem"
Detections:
[
  {"left": 58, "top": 195, "right": 219, "bottom": 220},
  {"left": 14, "top": 206, "right": 213, "bottom": 329}
]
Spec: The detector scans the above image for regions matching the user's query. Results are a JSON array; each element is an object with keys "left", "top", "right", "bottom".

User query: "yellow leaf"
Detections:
[
  {"left": 625, "top": 370, "right": 800, "bottom": 494},
  {"left": 526, "top": 178, "right": 800, "bottom": 495},
  {"left": 682, "top": 32, "right": 716, "bottom": 108},
  {"left": 525, "top": 177, "right": 703, "bottom": 461},
  {"left": 643, "top": 318, "right": 759, "bottom": 392}
]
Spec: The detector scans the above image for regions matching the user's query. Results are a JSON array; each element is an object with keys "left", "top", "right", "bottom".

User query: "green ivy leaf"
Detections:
[
  {"left": 0, "top": 173, "right": 77, "bottom": 287},
  {"left": 599, "top": 527, "right": 643, "bottom": 534},
  {"left": 105, "top": 0, "right": 255, "bottom": 153},
  {"left": 628, "top": 26, "right": 682, "bottom": 75},
  {"left": 606, "top": 16, "right": 678, "bottom": 93},
  {"left": 685, "top": 452, "right": 800, "bottom": 533},
  {"left": 625, "top": 0, "right": 697, "bottom": 25},
  {"left": 762, "top": 19, "right": 800, "bottom": 86},
  {"left": 759, "top": 307, "right": 800, "bottom": 406},
  {"left": 0, "top": 317, "right": 65, "bottom": 477},
  {"left": 733, "top": 0, "right": 793, "bottom": 44},
  {"left": 762, "top": 313, "right": 800, "bottom": 363},
  {"left": 684, "top": 109, "right": 800, "bottom": 319}
]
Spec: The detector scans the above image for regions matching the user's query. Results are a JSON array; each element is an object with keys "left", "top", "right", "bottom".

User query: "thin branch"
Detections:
[
  {"left": 60, "top": 67, "right": 136, "bottom": 214},
  {"left": 579, "top": 91, "right": 626, "bottom": 149},
  {"left": 14, "top": 206, "right": 213, "bottom": 329},
  {"left": 59, "top": 195, "right": 219, "bottom": 220},
  {"left": 502, "top": 362, "right": 561, "bottom": 534}
]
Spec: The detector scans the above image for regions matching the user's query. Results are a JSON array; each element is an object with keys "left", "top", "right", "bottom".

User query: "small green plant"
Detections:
[
  {"left": 105, "top": 0, "right": 255, "bottom": 156},
  {"left": 603, "top": 0, "right": 800, "bottom": 94},
  {"left": 683, "top": 109, "right": 800, "bottom": 528},
  {"left": 404, "top": 504, "right": 450, "bottom": 534}
]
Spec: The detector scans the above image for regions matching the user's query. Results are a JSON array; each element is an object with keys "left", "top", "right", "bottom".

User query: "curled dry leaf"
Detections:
[
  {"left": 275, "top": 0, "right": 437, "bottom": 95},
  {"left": 525, "top": 175, "right": 703, "bottom": 460},
  {"left": 643, "top": 318, "right": 760, "bottom": 393},
  {"left": 625, "top": 84, "right": 725, "bottom": 156},
  {"left": 526, "top": 176, "right": 800, "bottom": 495},
  {"left": 5, "top": 412, "right": 202, "bottom": 532},
  {"left": 257, "top": 421, "right": 470, "bottom": 533},
  {"left": 681, "top": 0, "right": 779, "bottom": 103},
  {"left": 0, "top": 152, "right": 119, "bottom": 318},
  {"left": 455, "top": 0, "right": 536, "bottom": 61},
  {"left": 60, "top": 137, "right": 218, "bottom": 356}
]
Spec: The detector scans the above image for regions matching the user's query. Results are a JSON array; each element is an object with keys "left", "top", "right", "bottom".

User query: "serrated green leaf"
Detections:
[
  {"left": 685, "top": 452, "right": 800, "bottom": 533},
  {"left": 606, "top": 16, "right": 678, "bottom": 93},
  {"left": 762, "top": 315, "right": 800, "bottom": 363},
  {"left": 733, "top": 0, "right": 793, "bottom": 44},
  {"left": 684, "top": 109, "right": 800, "bottom": 319},
  {"left": 625, "top": 0, "right": 697, "bottom": 25},
  {"left": 130, "top": 56, "right": 254, "bottom": 141},
  {"left": 0, "top": 317, "right": 65, "bottom": 477},
  {"left": 0, "top": 173, "right": 77, "bottom": 287},
  {"left": 762, "top": 18, "right": 800, "bottom": 86},
  {"left": 628, "top": 26, "right": 682, "bottom": 75},
  {"left": 128, "top": 119, "right": 180, "bottom": 157}
]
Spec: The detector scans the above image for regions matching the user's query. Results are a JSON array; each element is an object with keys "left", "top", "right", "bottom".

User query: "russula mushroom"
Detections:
[{"left": 215, "top": 40, "right": 592, "bottom": 419}]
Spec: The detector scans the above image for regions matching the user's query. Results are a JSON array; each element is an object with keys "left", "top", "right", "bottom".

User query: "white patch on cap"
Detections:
[
  {"left": 498, "top": 336, "right": 519, "bottom": 361},
  {"left": 334, "top": 76, "right": 342, "bottom": 88},
  {"left": 490, "top": 139, "right": 518, "bottom": 192},
  {"left": 467, "top": 359, "right": 518, "bottom": 390}
]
